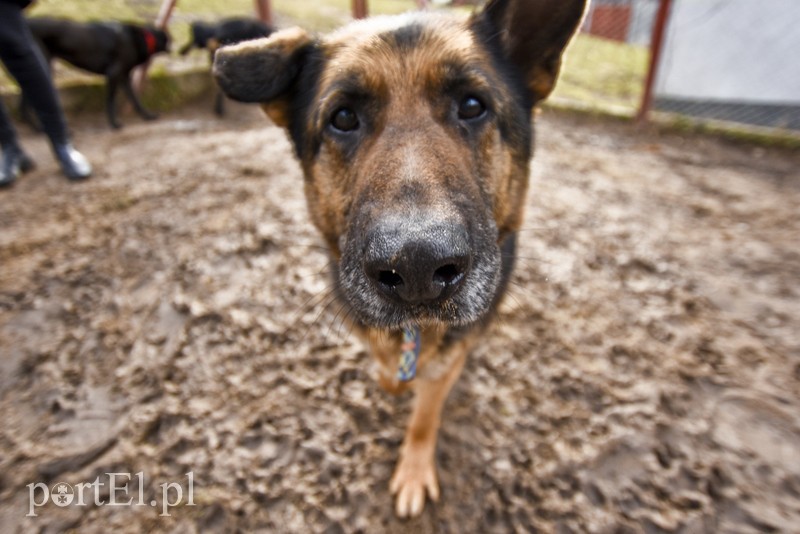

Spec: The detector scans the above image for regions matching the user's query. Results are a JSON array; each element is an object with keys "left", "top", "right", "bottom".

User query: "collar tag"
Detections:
[{"left": 397, "top": 326, "right": 421, "bottom": 382}]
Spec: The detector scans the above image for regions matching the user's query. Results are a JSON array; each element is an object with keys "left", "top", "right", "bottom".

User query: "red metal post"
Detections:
[
  {"left": 255, "top": 0, "right": 273, "bottom": 25},
  {"left": 353, "top": 0, "right": 368, "bottom": 19},
  {"left": 637, "top": 0, "right": 673, "bottom": 123}
]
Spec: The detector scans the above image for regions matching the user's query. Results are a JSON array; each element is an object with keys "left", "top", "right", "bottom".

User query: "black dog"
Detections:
[
  {"left": 180, "top": 18, "right": 273, "bottom": 116},
  {"left": 26, "top": 17, "right": 170, "bottom": 129}
]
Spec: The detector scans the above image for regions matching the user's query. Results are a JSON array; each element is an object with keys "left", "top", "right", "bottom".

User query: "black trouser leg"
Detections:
[
  {"left": 0, "top": 93, "right": 18, "bottom": 148},
  {"left": 0, "top": 2, "right": 69, "bottom": 147}
]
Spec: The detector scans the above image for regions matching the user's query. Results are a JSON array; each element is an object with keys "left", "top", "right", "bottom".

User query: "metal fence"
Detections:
[
  {"left": 560, "top": 0, "right": 800, "bottom": 135},
  {"left": 648, "top": 0, "right": 800, "bottom": 132},
  {"left": 551, "top": 0, "right": 655, "bottom": 117}
]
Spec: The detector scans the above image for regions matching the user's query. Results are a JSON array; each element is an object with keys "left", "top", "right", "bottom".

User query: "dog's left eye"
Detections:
[
  {"left": 457, "top": 96, "right": 486, "bottom": 121},
  {"left": 330, "top": 107, "right": 360, "bottom": 132}
]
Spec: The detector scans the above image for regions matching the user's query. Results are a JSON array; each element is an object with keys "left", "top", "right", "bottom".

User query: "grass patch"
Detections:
[
  {"left": 553, "top": 33, "right": 649, "bottom": 116},
  {"left": 654, "top": 112, "right": 800, "bottom": 150},
  {"left": 28, "top": 0, "right": 143, "bottom": 21}
]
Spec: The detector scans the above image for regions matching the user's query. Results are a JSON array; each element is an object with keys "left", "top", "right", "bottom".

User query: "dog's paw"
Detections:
[{"left": 389, "top": 449, "right": 439, "bottom": 518}]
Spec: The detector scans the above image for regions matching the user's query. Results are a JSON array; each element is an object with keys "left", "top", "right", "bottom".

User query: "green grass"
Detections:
[
  {"left": 552, "top": 33, "right": 649, "bottom": 116},
  {"left": 28, "top": 0, "right": 143, "bottom": 21},
  {"left": 274, "top": 0, "right": 421, "bottom": 31}
]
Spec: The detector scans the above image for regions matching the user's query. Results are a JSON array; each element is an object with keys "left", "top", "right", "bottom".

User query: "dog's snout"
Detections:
[{"left": 364, "top": 221, "right": 471, "bottom": 304}]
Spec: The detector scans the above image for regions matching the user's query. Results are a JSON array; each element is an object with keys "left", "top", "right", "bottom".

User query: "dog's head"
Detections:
[
  {"left": 153, "top": 27, "right": 171, "bottom": 54},
  {"left": 214, "top": 0, "right": 585, "bottom": 329},
  {"left": 180, "top": 22, "right": 215, "bottom": 55}
]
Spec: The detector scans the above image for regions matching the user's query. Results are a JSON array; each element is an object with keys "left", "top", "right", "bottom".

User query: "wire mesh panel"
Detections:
[{"left": 652, "top": 0, "right": 800, "bottom": 132}]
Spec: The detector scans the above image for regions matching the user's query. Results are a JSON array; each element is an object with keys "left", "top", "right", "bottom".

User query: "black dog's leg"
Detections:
[
  {"left": 213, "top": 90, "right": 225, "bottom": 117},
  {"left": 105, "top": 71, "right": 123, "bottom": 129},
  {"left": 208, "top": 49, "right": 226, "bottom": 116},
  {"left": 121, "top": 72, "right": 158, "bottom": 122}
]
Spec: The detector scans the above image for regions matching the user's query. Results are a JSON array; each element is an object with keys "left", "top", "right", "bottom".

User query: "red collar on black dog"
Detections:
[{"left": 143, "top": 29, "right": 158, "bottom": 56}]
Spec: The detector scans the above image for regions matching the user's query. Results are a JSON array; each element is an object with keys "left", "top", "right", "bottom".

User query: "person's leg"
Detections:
[
  {"left": 0, "top": 3, "right": 69, "bottom": 145},
  {"left": 0, "top": 89, "right": 18, "bottom": 148},
  {"left": 0, "top": 80, "right": 34, "bottom": 187},
  {"left": 0, "top": 2, "right": 91, "bottom": 180}
]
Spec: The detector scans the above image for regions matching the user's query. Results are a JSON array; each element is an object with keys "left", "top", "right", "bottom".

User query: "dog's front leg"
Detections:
[
  {"left": 213, "top": 90, "right": 226, "bottom": 117},
  {"left": 390, "top": 343, "right": 467, "bottom": 518},
  {"left": 105, "top": 70, "right": 123, "bottom": 129}
]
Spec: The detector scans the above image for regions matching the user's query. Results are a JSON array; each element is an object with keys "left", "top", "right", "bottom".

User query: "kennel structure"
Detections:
[{"left": 651, "top": 0, "right": 800, "bottom": 131}]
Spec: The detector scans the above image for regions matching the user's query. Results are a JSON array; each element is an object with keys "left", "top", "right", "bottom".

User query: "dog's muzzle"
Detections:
[
  {"left": 363, "top": 219, "right": 472, "bottom": 306},
  {"left": 339, "top": 209, "right": 500, "bottom": 329}
]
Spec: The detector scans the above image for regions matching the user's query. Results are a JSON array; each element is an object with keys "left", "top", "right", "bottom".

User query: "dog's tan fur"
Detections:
[{"left": 214, "top": 0, "right": 586, "bottom": 518}]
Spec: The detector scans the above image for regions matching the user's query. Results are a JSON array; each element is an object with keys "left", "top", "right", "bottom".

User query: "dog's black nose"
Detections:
[{"left": 364, "top": 221, "right": 472, "bottom": 304}]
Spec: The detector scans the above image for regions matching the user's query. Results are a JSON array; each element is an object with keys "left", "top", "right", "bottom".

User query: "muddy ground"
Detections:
[{"left": 0, "top": 102, "right": 798, "bottom": 533}]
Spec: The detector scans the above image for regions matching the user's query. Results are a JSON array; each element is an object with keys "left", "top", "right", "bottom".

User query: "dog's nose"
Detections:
[{"left": 364, "top": 221, "right": 472, "bottom": 304}]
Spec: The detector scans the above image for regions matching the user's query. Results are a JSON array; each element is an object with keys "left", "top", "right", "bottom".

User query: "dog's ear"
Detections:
[
  {"left": 213, "top": 27, "right": 316, "bottom": 127},
  {"left": 474, "top": 0, "right": 587, "bottom": 104}
]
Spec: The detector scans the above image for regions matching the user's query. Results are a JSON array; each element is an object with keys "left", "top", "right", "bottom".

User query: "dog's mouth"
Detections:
[{"left": 336, "top": 214, "right": 502, "bottom": 329}]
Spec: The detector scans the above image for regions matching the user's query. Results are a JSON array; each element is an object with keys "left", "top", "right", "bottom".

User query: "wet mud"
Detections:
[{"left": 0, "top": 104, "right": 799, "bottom": 532}]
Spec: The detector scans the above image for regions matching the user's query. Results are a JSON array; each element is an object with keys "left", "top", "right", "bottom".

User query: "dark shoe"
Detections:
[
  {"left": 1, "top": 144, "right": 35, "bottom": 188},
  {"left": 53, "top": 143, "right": 92, "bottom": 181}
]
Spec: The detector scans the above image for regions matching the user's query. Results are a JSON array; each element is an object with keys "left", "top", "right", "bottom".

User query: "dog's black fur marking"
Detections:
[
  {"left": 381, "top": 23, "right": 426, "bottom": 52},
  {"left": 214, "top": 43, "right": 308, "bottom": 105},
  {"left": 287, "top": 47, "right": 328, "bottom": 162}
]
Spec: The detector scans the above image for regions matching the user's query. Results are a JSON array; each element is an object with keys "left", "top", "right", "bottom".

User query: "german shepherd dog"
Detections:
[
  {"left": 214, "top": 0, "right": 586, "bottom": 518},
  {"left": 179, "top": 18, "right": 274, "bottom": 116},
  {"left": 26, "top": 17, "right": 170, "bottom": 129}
]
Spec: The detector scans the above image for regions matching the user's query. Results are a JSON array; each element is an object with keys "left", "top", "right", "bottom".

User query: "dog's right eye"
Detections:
[
  {"left": 457, "top": 96, "right": 486, "bottom": 121},
  {"left": 330, "top": 108, "right": 359, "bottom": 132}
]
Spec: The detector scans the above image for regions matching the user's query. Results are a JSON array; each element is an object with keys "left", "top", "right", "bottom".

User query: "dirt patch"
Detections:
[{"left": 1, "top": 103, "right": 799, "bottom": 532}]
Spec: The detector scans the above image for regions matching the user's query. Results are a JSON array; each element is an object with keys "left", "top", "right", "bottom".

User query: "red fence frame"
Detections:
[{"left": 637, "top": 0, "right": 673, "bottom": 122}]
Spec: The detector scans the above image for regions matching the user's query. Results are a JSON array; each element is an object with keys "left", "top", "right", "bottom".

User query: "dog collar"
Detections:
[
  {"left": 397, "top": 326, "right": 421, "bottom": 382},
  {"left": 143, "top": 29, "right": 158, "bottom": 56}
]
